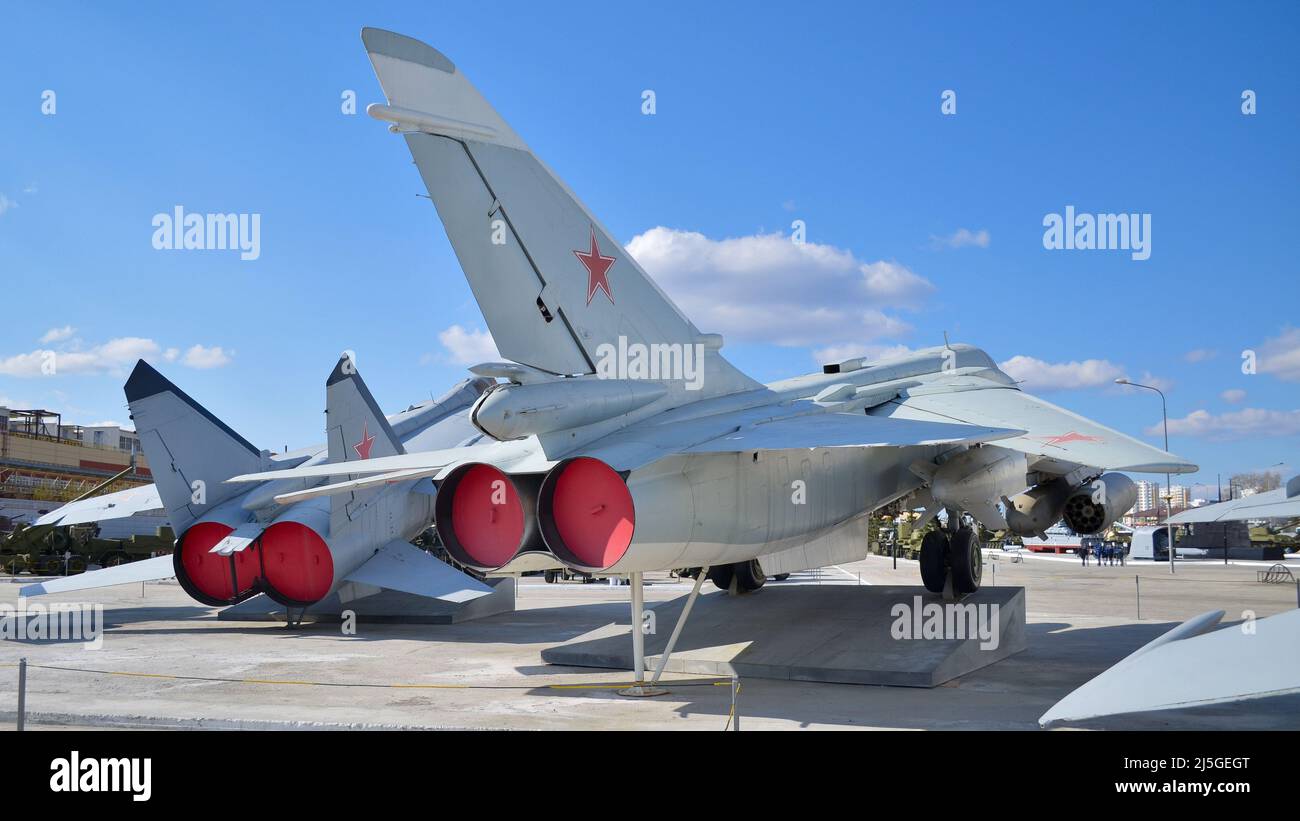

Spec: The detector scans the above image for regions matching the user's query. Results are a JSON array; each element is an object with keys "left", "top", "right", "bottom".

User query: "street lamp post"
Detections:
[{"left": 1116, "top": 378, "right": 1175, "bottom": 574}]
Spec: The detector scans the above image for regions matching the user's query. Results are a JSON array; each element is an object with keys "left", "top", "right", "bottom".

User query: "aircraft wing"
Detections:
[
  {"left": 1167, "top": 475, "right": 1300, "bottom": 523},
  {"left": 878, "top": 384, "right": 1196, "bottom": 475},
  {"left": 1040, "top": 609, "right": 1300, "bottom": 727},
  {"left": 344, "top": 540, "right": 493, "bottom": 603},
  {"left": 20, "top": 554, "right": 176, "bottom": 597},
  {"left": 33, "top": 484, "right": 164, "bottom": 527},
  {"left": 681, "top": 412, "right": 1022, "bottom": 453},
  {"left": 226, "top": 442, "right": 498, "bottom": 484}
]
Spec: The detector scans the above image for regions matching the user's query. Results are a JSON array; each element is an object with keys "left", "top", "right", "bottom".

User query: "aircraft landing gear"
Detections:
[
  {"left": 919, "top": 530, "right": 949, "bottom": 593},
  {"left": 708, "top": 559, "right": 766, "bottom": 594},
  {"left": 919, "top": 524, "right": 983, "bottom": 596},
  {"left": 949, "top": 526, "right": 983, "bottom": 594},
  {"left": 283, "top": 606, "right": 308, "bottom": 629}
]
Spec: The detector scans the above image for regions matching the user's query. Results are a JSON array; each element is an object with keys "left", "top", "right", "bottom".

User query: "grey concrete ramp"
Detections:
[
  {"left": 218, "top": 577, "right": 515, "bottom": 624},
  {"left": 541, "top": 584, "right": 1025, "bottom": 687}
]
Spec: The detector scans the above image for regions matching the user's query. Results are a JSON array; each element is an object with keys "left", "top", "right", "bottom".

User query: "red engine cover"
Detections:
[
  {"left": 449, "top": 463, "right": 526, "bottom": 569},
  {"left": 546, "top": 457, "right": 635, "bottom": 570},
  {"left": 259, "top": 521, "right": 334, "bottom": 604}
]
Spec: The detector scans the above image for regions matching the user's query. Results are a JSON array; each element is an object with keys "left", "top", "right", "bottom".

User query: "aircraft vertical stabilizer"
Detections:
[
  {"left": 325, "top": 354, "right": 405, "bottom": 530},
  {"left": 361, "top": 27, "right": 759, "bottom": 400},
  {"left": 124, "top": 360, "right": 269, "bottom": 534}
]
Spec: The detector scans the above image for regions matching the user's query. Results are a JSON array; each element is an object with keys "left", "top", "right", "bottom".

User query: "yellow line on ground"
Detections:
[{"left": 5, "top": 662, "right": 730, "bottom": 691}]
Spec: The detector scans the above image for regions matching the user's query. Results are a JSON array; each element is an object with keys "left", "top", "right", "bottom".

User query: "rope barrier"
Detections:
[
  {"left": 0, "top": 661, "right": 731, "bottom": 691},
  {"left": 5, "top": 661, "right": 741, "bottom": 730}
]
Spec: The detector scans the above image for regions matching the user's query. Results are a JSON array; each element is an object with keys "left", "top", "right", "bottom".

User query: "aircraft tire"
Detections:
[
  {"left": 707, "top": 564, "right": 734, "bottom": 591},
  {"left": 950, "top": 526, "right": 983, "bottom": 594},
  {"left": 731, "top": 559, "right": 766, "bottom": 593},
  {"left": 919, "top": 530, "right": 949, "bottom": 593}
]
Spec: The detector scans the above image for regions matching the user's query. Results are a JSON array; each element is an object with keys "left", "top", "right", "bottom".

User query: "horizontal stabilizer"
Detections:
[
  {"left": 683, "top": 413, "right": 1023, "bottom": 454},
  {"left": 35, "top": 484, "right": 163, "bottom": 526},
  {"left": 345, "top": 540, "right": 493, "bottom": 603},
  {"left": 273, "top": 468, "right": 437, "bottom": 505},
  {"left": 228, "top": 442, "right": 494, "bottom": 484},
  {"left": 21, "top": 555, "right": 176, "bottom": 598}
]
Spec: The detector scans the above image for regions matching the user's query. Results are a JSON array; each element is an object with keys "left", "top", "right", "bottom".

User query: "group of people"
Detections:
[{"left": 1078, "top": 542, "right": 1126, "bottom": 566}]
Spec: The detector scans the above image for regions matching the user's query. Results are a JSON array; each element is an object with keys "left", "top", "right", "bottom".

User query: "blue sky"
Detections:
[{"left": 1, "top": 1, "right": 1297, "bottom": 495}]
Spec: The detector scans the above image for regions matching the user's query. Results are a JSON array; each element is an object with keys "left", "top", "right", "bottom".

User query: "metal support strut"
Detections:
[
  {"left": 619, "top": 566, "right": 711, "bottom": 697},
  {"left": 619, "top": 571, "right": 661, "bottom": 697}
]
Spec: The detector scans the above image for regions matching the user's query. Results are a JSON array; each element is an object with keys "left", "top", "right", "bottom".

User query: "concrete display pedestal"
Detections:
[
  {"left": 217, "top": 577, "right": 515, "bottom": 625},
  {"left": 542, "top": 584, "right": 1025, "bottom": 687}
]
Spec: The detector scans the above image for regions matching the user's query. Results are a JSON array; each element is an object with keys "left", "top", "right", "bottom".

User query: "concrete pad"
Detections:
[
  {"left": 4, "top": 557, "right": 1297, "bottom": 730},
  {"left": 217, "top": 577, "right": 515, "bottom": 624},
  {"left": 541, "top": 584, "right": 1026, "bottom": 687}
]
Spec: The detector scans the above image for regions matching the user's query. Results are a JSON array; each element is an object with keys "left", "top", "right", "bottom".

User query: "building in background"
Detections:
[
  {"left": 0, "top": 406, "right": 155, "bottom": 532},
  {"left": 1169, "top": 485, "right": 1191, "bottom": 512}
]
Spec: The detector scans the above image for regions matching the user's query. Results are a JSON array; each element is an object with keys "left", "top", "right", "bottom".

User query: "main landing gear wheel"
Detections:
[
  {"left": 950, "top": 526, "right": 983, "bottom": 594},
  {"left": 708, "top": 560, "right": 766, "bottom": 594},
  {"left": 919, "top": 530, "right": 950, "bottom": 593},
  {"left": 731, "top": 558, "right": 766, "bottom": 593},
  {"left": 707, "top": 564, "right": 734, "bottom": 591}
]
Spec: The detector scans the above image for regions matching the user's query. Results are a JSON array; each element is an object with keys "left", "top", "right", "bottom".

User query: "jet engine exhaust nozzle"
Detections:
[
  {"left": 538, "top": 457, "right": 635, "bottom": 572},
  {"left": 258, "top": 520, "right": 335, "bottom": 606},
  {"left": 433, "top": 463, "right": 539, "bottom": 571},
  {"left": 173, "top": 521, "right": 261, "bottom": 606}
]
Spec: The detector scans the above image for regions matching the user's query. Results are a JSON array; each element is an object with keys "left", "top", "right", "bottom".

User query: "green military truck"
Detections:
[{"left": 1, "top": 521, "right": 174, "bottom": 576}]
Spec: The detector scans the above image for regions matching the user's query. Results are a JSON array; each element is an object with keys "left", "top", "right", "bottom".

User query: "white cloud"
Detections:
[
  {"left": 812, "top": 343, "right": 914, "bottom": 366},
  {"left": 1154, "top": 408, "right": 1300, "bottom": 440},
  {"left": 0, "top": 337, "right": 160, "bottom": 377},
  {"left": 1220, "top": 388, "right": 1246, "bottom": 404},
  {"left": 164, "top": 348, "right": 179, "bottom": 362},
  {"left": 0, "top": 194, "right": 16, "bottom": 217},
  {"left": 626, "top": 227, "right": 932, "bottom": 348},
  {"left": 39, "top": 325, "right": 76, "bottom": 344},
  {"left": 931, "top": 227, "right": 990, "bottom": 249},
  {"left": 998, "top": 355, "right": 1125, "bottom": 391},
  {"left": 0, "top": 337, "right": 232, "bottom": 376},
  {"left": 22, "top": 184, "right": 37, "bottom": 195},
  {"left": 1257, "top": 327, "right": 1300, "bottom": 382},
  {"left": 181, "top": 344, "right": 232, "bottom": 369},
  {"left": 1124, "top": 371, "right": 1175, "bottom": 394},
  {"left": 437, "top": 325, "right": 500, "bottom": 366},
  {"left": 1184, "top": 348, "right": 1217, "bottom": 364}
]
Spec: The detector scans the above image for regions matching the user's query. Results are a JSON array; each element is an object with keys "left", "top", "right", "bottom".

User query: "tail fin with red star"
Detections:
[
  {"left": 326, "top": 353, "right": 404, "bottom": 528},
  {"left": 361, "top": 28, "right": 759, "bottom": 400}
]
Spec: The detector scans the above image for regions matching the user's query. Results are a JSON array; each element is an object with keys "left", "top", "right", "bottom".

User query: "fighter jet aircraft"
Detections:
[
  {"left": 219, "top": 29, "right": 1194, "bottom": 611},
  {"left": 26, "top": 30, "right": 1194, "bottom": 681},
  {"left": 22, "top": 355, "right": 496, "bottom": 612}
]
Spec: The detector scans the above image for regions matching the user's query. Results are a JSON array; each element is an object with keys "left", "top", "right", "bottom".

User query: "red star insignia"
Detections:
[
  {"left": 353, "top": 423, "right": 376, "bottom": 460},
  {"left": 574, "top": 225, "right": 616, "bottom": 305},
  {"left": 1035, "top": 431, "right": 1104, "bottom": 446}
]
